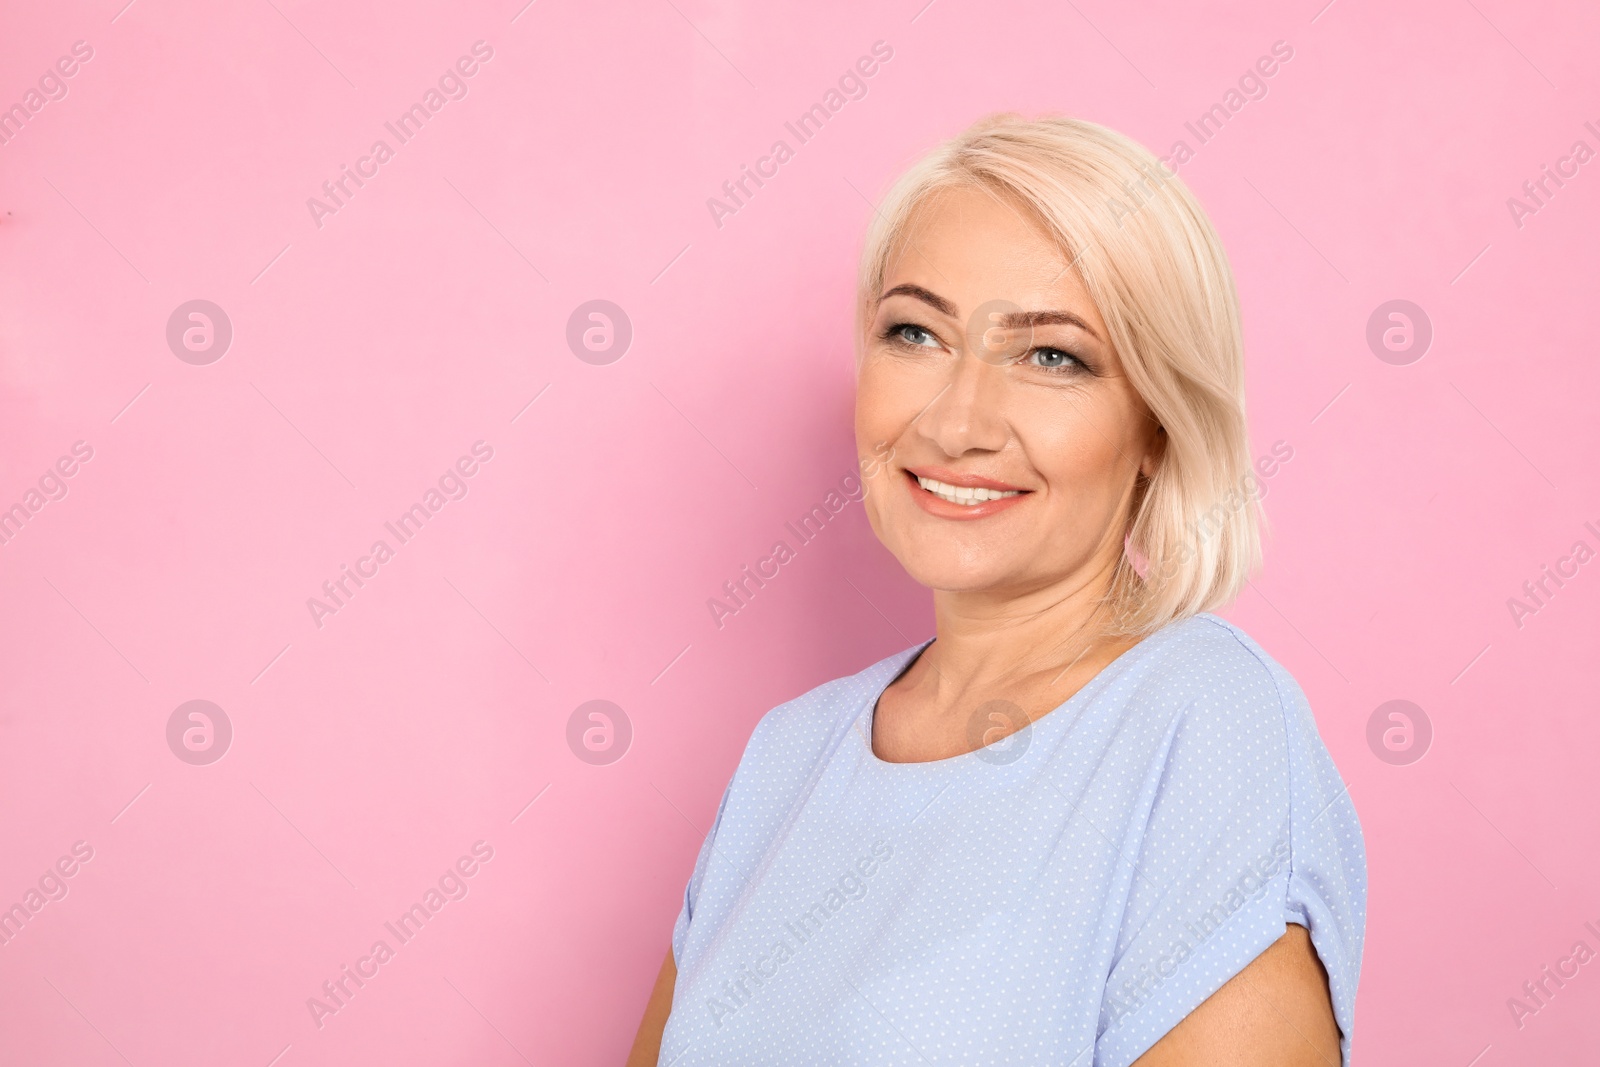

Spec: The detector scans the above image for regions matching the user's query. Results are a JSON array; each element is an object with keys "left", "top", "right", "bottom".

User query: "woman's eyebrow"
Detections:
[
  {"left": 995, "top": 308, "right": 1102, "bottom": 342},
  {"left": 880, "top": 283, "right": 1102, "bottom": 342},
  {"left": 879, "top": 283, "right": 958, "bottom": 317}
]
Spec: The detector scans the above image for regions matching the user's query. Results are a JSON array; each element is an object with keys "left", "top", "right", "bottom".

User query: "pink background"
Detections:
[{"left": 2, "top": 0, "right": 1597, "bottom": 1063}]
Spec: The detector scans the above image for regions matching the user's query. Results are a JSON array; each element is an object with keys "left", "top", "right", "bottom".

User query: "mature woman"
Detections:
[{"left": 629, "top": 114, "right": 1366, "bottom": 1066}]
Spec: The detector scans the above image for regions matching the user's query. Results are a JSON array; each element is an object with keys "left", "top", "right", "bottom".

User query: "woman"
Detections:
[{"left": 629, "top": 114, "right": 1366, "bottom": 1066}]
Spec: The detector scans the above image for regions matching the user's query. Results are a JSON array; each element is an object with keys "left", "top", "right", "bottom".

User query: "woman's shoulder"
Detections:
[
  {"left": 1109, "top": 612, "right": 1341, "bottom": 794},
  {"left": 1141, "top": 610, "right": 1294, "bottom": 678},
  {"left": 1127, "top": 612, "right": 1312, "bottom": 725},
  {"left": 1135, "top": 613, "right": 1360, "bottom": 845},
  {"left": 1101, "top": 619, "right": 1367, "bottom": 1065},
  {"left": 738, "top": 640, "right": 928, "bottom": 765}
]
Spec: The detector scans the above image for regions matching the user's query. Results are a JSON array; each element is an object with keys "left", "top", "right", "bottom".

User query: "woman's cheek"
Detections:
[
  {"left": 857, "top": 370, "right": 916, "bottom": 457},
  {"left": 860, "top": 487, "right": 895, "bottom": 549}
]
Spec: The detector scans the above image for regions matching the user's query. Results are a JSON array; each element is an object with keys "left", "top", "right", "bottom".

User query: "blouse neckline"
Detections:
[{"left": 855, "top": 621, "right": 1182, "bottom": 770}]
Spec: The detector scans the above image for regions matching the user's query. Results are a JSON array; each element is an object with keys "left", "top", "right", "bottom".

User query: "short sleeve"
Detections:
[
  {"left": 1094, "top": 640, "right": 1366, "bottom": 1066},
  {"left": 671, "top": 777, "right": 734, "bottom": 967},
  {"left": 1279, "top": 665, "right": 1367, "bottom": 1063}
]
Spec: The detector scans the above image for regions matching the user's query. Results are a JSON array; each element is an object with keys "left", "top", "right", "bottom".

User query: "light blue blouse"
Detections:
[{"left": 662, "top": 613, "right": 1367, "bottom": 1065}]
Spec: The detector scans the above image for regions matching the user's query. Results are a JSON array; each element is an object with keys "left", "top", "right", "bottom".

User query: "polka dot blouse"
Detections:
[{"left": 661, "top": 613, "right": 1367, "bottom": 1065}]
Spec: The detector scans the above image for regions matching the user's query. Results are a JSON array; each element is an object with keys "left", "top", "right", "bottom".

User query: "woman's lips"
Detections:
[
  {"left": 904, "top": 465, "right": 1026, "bottom": 492},
  {"left": 903, "top": 469, "right": 1032, "bottom": 520}
]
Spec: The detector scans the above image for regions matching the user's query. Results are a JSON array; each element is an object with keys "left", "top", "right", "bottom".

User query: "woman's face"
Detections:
[{"left": 855, "top": 184, "right": 1163, "bottom": 598}]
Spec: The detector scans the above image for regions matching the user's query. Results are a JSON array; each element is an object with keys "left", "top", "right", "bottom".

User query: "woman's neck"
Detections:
[{"left": 915, "top": 553, "right": 1135, "bottom": 713}]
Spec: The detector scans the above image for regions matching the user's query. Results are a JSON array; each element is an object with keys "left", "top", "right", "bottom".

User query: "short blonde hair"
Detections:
[{"left": 855, "top": 113, "right": 1262, "bottom": 635}]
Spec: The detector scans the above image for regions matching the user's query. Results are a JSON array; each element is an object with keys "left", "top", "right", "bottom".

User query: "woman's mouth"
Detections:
[
  {"left": 914, "top": 474, "right": 1022, "bottom": 506},
  {"left": 903, "top": 469, "right": 1031, "bottom": 519}
]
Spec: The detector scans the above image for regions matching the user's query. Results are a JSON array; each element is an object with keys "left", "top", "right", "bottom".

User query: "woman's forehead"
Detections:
[{"left": 876, "top": 206, "right": 1104, "bottom": 335}]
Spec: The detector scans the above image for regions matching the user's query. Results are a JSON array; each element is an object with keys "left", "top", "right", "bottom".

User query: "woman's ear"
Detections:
[{"left": 1139, "top": 425, "right": 1166, "bottom": 480}]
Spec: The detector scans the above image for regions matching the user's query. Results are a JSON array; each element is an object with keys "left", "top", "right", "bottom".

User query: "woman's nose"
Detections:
[{"left": 915, "top": 349, "right": 1009, "bottom": 457}]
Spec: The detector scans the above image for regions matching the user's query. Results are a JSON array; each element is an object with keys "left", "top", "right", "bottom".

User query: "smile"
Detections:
[
  {"left": 914, "top": 475, "right": 1021, "bottom": 506},
  {"left": 903, "top": 468, "right": 1031, "bottom": 520}
]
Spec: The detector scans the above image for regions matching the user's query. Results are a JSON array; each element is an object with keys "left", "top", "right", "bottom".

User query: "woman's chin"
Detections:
[{"left": 898, "top": 557, "right": 1025, "bottom": 596}]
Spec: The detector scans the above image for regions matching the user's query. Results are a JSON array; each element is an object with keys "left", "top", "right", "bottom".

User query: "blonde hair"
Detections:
[{"left": 855, "top": 112, "right": 1262, "bottom": 635}]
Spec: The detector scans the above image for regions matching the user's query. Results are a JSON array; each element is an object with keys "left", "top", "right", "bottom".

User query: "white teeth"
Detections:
[{"left": 915, "top": 475, "right": 1021, "bottom": 506}]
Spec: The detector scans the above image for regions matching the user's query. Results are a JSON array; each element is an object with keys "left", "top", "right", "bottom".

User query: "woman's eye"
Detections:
[
  {"left": 1029, "top": 347, "right": 1081, "bottom": 372},
  {"left": 892, "top": 323, "right": 939, "bottom": 348}
]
